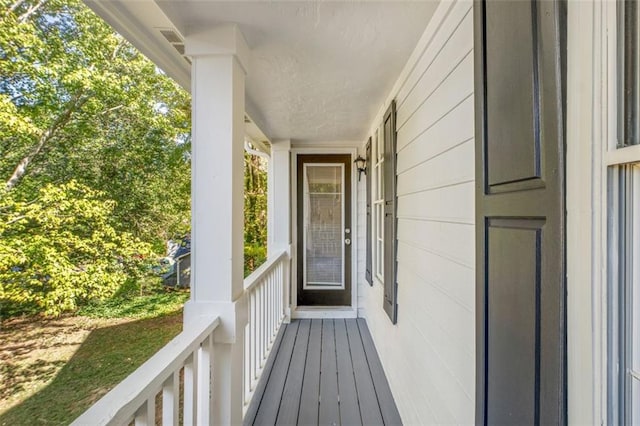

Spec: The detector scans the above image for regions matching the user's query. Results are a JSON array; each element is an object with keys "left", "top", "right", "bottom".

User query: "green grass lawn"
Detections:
[{"left": 0, "top": 290, "right": 189, "bottom": 425}]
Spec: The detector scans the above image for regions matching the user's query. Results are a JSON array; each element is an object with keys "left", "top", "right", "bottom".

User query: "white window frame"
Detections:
[
  {"left": 607, "top": 1, "right": 640, "bottom": 423},
  {"left": 372, "top": 126, "right": 384, "bottom": 283}
]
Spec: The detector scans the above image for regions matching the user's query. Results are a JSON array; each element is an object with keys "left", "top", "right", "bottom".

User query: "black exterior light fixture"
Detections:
[{"left": 354, "top": 155, "right": 367, "bottom": 181}]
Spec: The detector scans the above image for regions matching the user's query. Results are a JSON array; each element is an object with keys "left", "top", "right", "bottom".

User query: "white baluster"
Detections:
[
  {"left": 162, "top": 371, "right": 179, "bottom": 426},
  {"left": 183, "top": 351, "right": 197, "bottom": 425},
  {"left": 277, "top": 264, "right": 282, "bottom": 322},
  {"left": 268, "top": 274, "right": 273, "bottom": 343},
  {"left": 251, "top": 290, "right": 257, "bottom": 387},
  {"left": 244, "top": 321, "right": 251, "bottom": 404},
  {"left": 134, "top": 396, "right": 155, "bottom": 426},
  {"left": 197, "top": 335, "right": 212, "bottom": 425}
]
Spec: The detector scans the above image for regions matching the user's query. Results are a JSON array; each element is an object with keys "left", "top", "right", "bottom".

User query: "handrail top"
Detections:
[
  {"left": 71, "top": 315, "right": 220, "bottom": 426},
  {"left": 175, "top": 252, "right": 190, "bottom": 261},
  {"left": 244, "top": 249, "right": 289, "bottom": 292}
]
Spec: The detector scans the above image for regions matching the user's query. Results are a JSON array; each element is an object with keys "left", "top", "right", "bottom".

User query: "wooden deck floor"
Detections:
[{"left": 244, "top": 319, "right": 402, "bottom": 426}]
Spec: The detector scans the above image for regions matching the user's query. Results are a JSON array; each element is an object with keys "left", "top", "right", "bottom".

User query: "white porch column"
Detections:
[
  {"left": 186, "top": 25, "right": 248, "bottom": 306},
  {"left": 267, "top": 139, "right": 291, "bottom": 321},
  {"left": 184, "top": 25, "right": 249, "bottom": 426},
  {"left": 267, "top": 139, "right": 291, "bottom": 253}
]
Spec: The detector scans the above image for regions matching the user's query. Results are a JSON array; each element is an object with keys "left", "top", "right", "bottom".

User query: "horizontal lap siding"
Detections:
[{"left": 360, "top": 0, "right": 475, "bottom": 424}]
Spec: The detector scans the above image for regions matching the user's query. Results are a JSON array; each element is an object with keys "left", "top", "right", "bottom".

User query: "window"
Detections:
[
  {"left": 373, "top": 126, "right": 384, "bottom": 282},
  {"left": 609, "top": 2, "right": 640, "bottom": 423},
  {"left": 618, "top": 0, "right": 639, "bottom": 148},
  {"left": 369, "top": 100, "right": 398, "bottom": 324},
  {"left": 609, "top": 164, "right": 640, "bottom": 425}
]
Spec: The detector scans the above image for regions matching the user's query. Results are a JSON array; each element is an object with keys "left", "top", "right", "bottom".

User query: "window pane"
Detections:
[
  {"left": 633, "top": 165, "right": 640, "bottom": 372},
  {"left": 610, "top": 163, "right": 640, "bottom": 422},
  {"left": 303, "top": 165, "right": 343, "bottom": 287},
  {"left": 377, "top": 127, "right": 384, "bottom": 161},
  {"left": 632, "top": 376, "right": 640, "bottom": 424},
  {"left": 620, "top": 0, "right": 640, "bottom": 146}
]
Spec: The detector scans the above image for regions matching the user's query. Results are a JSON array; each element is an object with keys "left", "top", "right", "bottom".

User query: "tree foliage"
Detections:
[
  {"left": 0, "top": 0, "right": 270, "bottom": 315},
  {"left": 0, "top": 0, "right": 191, "bottom": 245},
  {"left": 0, "top": 0, "right": 191, "bottom": 316},
  {"left": 0, "top": 181, "right": 153, "bottom": 316},
  {"left": 243, "top": 151, "right": 267, "bottom": 275}
]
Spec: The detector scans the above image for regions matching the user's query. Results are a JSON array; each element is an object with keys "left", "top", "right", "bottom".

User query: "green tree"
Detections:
[
  {"left": 0, "top": 0, "right": 191, "bottom": 316},
  {"left": 0, "top": 0, "right": 191, "bottom": 245},
  {"left": 0, "top": 0, "right": 271, "bottom": 315},
  {"left": 0, "top": 181, "right": 153, "bottom": 316},
  {"left": 244, "top": 150, "right": 267, "bottom": 275}
]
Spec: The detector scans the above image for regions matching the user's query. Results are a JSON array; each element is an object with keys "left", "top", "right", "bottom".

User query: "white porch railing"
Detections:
[
  {"left": 71, "top": 315, "right": 221, "bottom": 425},
  {"left": 243, "top": 249, "right": 289, "bottom": 409},
  {"left": 72, "top": 249, "right": 289, "bottom": 425}
]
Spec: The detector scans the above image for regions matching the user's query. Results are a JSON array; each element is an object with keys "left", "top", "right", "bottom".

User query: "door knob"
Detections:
[{"left": 345, "top": 238, "right": 351, "bottom": 245}]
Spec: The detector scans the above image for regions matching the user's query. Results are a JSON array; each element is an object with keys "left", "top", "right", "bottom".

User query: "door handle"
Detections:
[{"left": 345, "top": 238, "right": 351, "bottom": 245}]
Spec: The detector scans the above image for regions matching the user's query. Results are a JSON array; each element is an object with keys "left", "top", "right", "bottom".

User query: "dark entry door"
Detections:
[
  {"left": 297, "top": 154, "right": 352, "bottom": 306},
  {"left": 474, "top": 1, "right": 566, "bottom": 424}
]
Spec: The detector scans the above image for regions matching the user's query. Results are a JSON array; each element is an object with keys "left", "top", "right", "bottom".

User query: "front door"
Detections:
[
  {"left": 296, "top": 154, "right": 352, "bottom": 306},
  {"left": 474, "top": 1, "right": 566, "bottom": 424}
]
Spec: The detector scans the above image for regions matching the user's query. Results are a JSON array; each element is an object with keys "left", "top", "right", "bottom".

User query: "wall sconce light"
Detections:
[{"left": 354, "top": 155, "right": 367, "bottom": 181}]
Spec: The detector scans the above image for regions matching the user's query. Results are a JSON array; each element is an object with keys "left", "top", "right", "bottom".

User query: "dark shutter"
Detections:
[
  {"left": 365, "top": 138, "right": 373, "bottom": 285},
  {"left": 383, "top": 101, "right": 398, "bottom": 323},
  {"left": 474, "top": 1, "right": 566, "bottom": 424}
]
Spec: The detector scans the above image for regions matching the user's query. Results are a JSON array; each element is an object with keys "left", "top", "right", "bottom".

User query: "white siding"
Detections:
[{"left": 358, "top": 0, "right": 475, "bottom": 423}]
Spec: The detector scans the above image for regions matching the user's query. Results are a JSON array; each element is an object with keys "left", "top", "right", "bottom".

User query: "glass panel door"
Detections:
[
  {"left": 303, "top": 164, "right": 344, "bottom": 289},
  {"left": 296, "top": 154, "right": 352, "bottom": 307}
]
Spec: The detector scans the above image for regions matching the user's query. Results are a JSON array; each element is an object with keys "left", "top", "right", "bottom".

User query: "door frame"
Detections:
[{"left": 290, "top": 146, "right": 359, "bottom": 319}]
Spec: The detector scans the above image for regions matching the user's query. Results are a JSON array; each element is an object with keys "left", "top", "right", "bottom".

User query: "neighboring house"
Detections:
[{"left": 74, "top": 0, "right": 639, "bottom": 424}]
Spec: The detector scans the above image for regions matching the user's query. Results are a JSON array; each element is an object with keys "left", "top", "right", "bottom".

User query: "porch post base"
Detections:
[{"left": 211, "top": 339, "right": 245, "bottom": 425}]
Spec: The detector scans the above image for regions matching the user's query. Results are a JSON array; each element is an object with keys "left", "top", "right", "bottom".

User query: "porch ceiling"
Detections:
[{"left": 85, "top": 0, "right": 439, "bottom": 143}]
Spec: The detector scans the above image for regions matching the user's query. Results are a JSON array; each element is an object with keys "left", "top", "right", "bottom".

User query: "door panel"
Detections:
[
  {"left": 297, "top": 154, "right": 352, "bottom": 306},
  {"left": 474, "top": 1, "right": 566, "bottom": 424}
]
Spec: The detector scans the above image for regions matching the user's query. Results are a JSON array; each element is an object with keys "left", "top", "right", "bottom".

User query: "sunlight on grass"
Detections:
[{"left": 0, "top": 292, "right": 188, "bottom": 425}]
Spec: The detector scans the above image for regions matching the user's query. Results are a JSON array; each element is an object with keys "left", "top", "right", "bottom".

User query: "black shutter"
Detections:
[
  {"left": 474, "top": 1, "right": 566, "bottom": 423},
  {"left": 383, "top": 101, "right": 398, "bottom": 323},
  {"left": 365, "top": 138, "right": 373, "bottom": 285}
]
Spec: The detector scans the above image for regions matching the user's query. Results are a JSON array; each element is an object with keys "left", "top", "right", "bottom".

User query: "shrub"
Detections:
[
  {"left": 0, "top": 181, "right": 154, "bottom": 317},
  {"left": 244, "top": 244, "right": 267, "bottom": 277}
]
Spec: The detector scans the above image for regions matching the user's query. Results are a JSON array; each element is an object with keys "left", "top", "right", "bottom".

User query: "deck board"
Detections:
[
  {"left": 297, "top": 319, "right": 322, "bottom": 425},
  {"left": 276, "top": 319, "right": 311, "bottom": 425},
  {"left": 335, "top": 319, "right": 362, "bottom": 426},
  {"left": 346, "top": 320, "right": 384, "bottom": 426},
  {"left": 319, "top": 320, "right": 339, "bottom": 426},
  {"left": 245, "top": 318, "right": 401, "bottom": 426},
  {"left": 254, "top": 322, "right": 299, "bottom": 425},
  {"left": 357, "top": 318, "right": 402, "bottom": 426},
  {"left": 244, "top": 323, "right": 287, "bottom": 425}
]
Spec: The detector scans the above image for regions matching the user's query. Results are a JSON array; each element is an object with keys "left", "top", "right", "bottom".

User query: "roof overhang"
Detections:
[{"left": 84, "top": 0, "right": 439, "bottom": 144}]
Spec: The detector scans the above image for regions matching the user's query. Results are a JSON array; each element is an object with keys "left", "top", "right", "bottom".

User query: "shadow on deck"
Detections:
[{"left": 244, "top": 319, "right": 402, "bottom": 426}]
